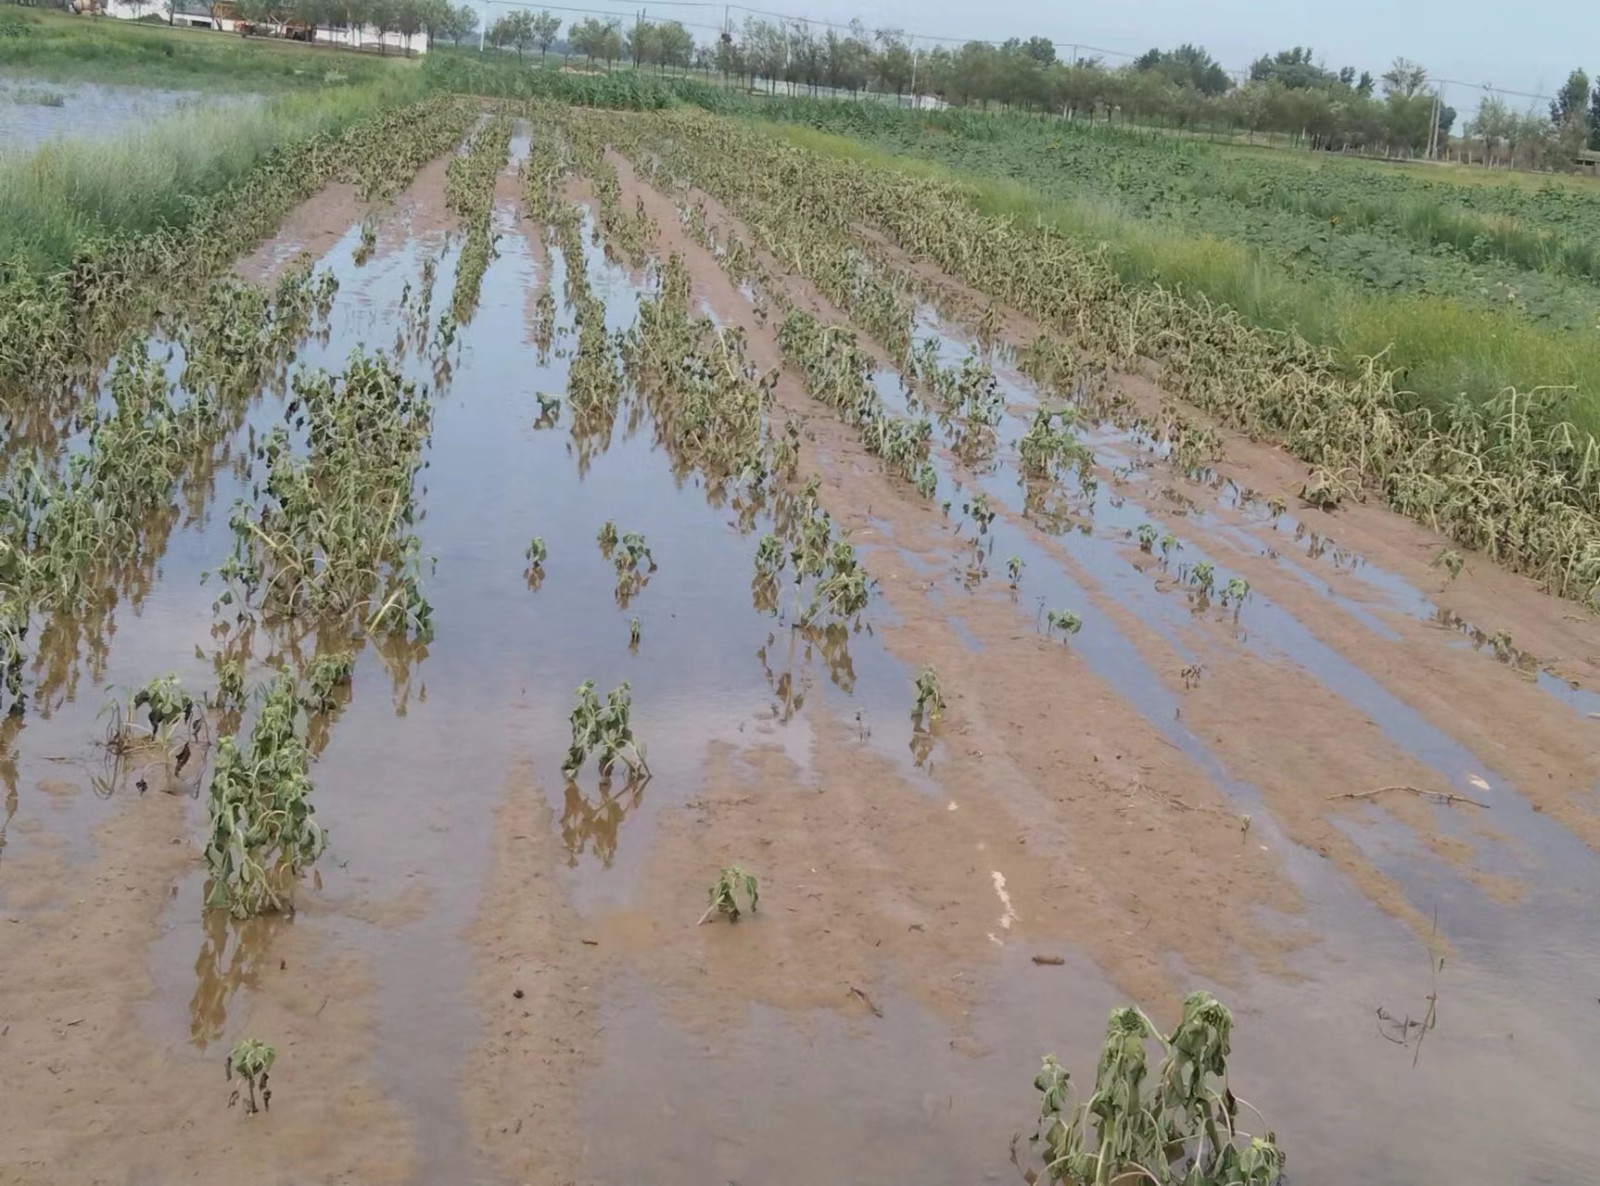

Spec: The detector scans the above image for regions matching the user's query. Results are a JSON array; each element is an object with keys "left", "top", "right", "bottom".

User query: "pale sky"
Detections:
[{"left": 517, "top": 0, "right": 1597, "bottom": 111}]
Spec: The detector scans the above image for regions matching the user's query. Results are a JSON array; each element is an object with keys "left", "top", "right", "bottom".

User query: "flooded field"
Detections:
[
  {"left": 2, "top": 106, "right": 1599, "bottom": 1186},
  {"left": 0, "top": 77, "right": 258, "bottom": 151}
]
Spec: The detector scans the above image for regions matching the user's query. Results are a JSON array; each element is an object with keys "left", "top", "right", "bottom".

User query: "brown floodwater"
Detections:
[{"left": 2, "top": 119, "right": 1599, "bottom": 1186}]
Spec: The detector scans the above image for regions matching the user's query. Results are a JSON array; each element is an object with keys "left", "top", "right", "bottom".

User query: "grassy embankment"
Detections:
[
  {"left": 760, "top": 107, "right": 1600, "bottom": 437},
  {"left": 0, "top": 9, "right": 425, "bottom": 272},
  {"left": 0, "top": 6, "right": 403, "bottom": 90}
]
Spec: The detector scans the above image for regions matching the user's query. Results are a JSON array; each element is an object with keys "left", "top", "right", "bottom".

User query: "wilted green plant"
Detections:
[
  {"left": 1220, "top": 577, "right": 1250, "bottom": 607},
  {"left": 699, "top": 865, "right": 759, "bottom": 924},
  {"left": 203, "top": 673, "right": 324, "bottom": 918},
  {"left": 1136, "top": 523, "right": 1158, "bottom": 552},
  {"left": 128, "top": 674, "right": 197, "bottom": 740},
  {"left": 1028, "top": 993, "right": 1284, "bottom": 1186},
  {"left": 535, "top": 392, "right": 562, "bottom": 423},
  {"left": 1007, "top": 556, "right": 1025, "bottom": 588},
  {"left": 597, "top": 520, "right": 619, "bottom": 553},
  {"left": 1019, "top": 407, "right": 1093, "bottom": 480},
  {"left": 525, "top": 536, "right": 548, "bottom": 587},
  {"left": 1159, "top": 532, "right": 1181, "bottom": 558},
  {"left": 911, "top": 666, "right": 945, "bottom": 726},
  {"left": 226, "top": 1039, "right": 275, "bottom": 1115},
  {"left": 612, "top": 531, "right": 656, "bottom": 603},
  {"left": 1432, "top": 549, "right": 1465, "bottom": 580},
  {"left": 563, "top": 679, "right": 649, "bottom": 779},
  {"left": 964, "top": 492, "right": 996, "bottom": 534},
  {"left": 1046, "top": 609, "right": 1083, "bottom": 638},
  {"left": 628, "top": 617, "right": 641, "bottom": 646},
  {"left": 300, "top": 652, "right": 354, "bottom": 714},
  {"left": 211, "top": 659, "right": 247, "bottom": 716},
  {"left": 1187, "top": 562, "right": 1217, "bottom": 596}
]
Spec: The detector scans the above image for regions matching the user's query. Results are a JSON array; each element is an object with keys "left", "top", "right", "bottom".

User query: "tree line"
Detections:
[
  {"left": 179, "top": 0, "right": 1600, "bottom": 169},
  {"left": 479, "top": 11, "right": 1598, "bottom": 169}
]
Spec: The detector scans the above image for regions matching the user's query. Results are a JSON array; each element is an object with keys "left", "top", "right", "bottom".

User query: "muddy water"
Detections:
[
  {"left": 3, "top": 119, "right": 1600, "bottom": 1186},
  {"left": 0, "top": 78, "right": 260, "bottom": 151}
]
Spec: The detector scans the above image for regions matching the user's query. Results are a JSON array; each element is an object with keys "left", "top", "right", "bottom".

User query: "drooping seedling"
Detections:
[
  {"left": 1432, "top": 549, "right": 1465, "bottom": 581},
  {"left": 628, "top": 617, "right": 641, "bottom": 647},
  {"left": 525, "top": 536, "right": 547, "bottom": 587},
  {"left": 1219, "top": 576, "right": 1251, "bottom": 607},
  {"left": 300, "top": 652, "right": 354, "bottom": 714},
  {"left": 535, "top": 393, "right": 562, "bottom": 424},
  {"left": 596, "top": 520, "right": 619, "bottom": 554},
  {"left": 226, "top": 1038, "right": 275, "bottom": 1115},
  {"left": 1045, "top": 609, "right": 1083, "bottom": 639},
  {"left": 911, "top": 665, "right": 945, "bottom": 726},
  {"left": 1026, "top": 992, "right": 1285, "bottom": 1186},
  {"left": 963, "top": 492, "right": 996, "bottom": 535},
  {"left": 1006, "top": 556, "right": 1024, "bottom": 589},
  {"left": 698, "top": 865, "right": 759, "bottom": 925},
  {"left": 562, "top": 679, "right": 649, "bottom": 780},
  {"left": 105, "top": 674, "right": 197, "bottom": 750},
  {"left": 1136, "top": 523, "right": 1158, "bottom": 553}
]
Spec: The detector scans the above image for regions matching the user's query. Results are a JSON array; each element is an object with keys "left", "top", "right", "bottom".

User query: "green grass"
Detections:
[
  {"left": 0, "top": 7, "right": 410, "bottom": 91},
  {"left": 0, "top": 71, "right": 426, "bottom": 270},
  {"left": 771, "top": 123, "right": 1600, "bottom": 438}
]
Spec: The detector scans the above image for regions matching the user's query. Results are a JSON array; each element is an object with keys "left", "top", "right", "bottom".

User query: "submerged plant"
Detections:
[
  {"left": 226, "top": 1039, "right": 275, "bottom": 1115},
  {"left": 699, "top": 865, "right": 759, "bottom": 924},
  {"left": 300, "top": 652, "right": 354, "bottom": 714},
  {"left": 911, "top": 665, "right": 945, "bottom": 726},
  {"left": 1027, "top": 992, "right": 1284, "bottom": 1186},
  {"left": 525, "top": 536, "right": 548, "bottom": 586},
  {"left": 1046, "top": 609, "right": 1083, "bottom": 639},
  {"left": 1007, "top": 556, "right": 1025, "bottom": 588}
]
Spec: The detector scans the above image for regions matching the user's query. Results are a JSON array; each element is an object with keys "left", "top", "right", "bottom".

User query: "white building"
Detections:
[{"left": 92, "top": 3, "right": 430, "bottom": 55}]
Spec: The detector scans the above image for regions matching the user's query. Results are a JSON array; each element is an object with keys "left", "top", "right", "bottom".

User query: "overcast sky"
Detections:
[{"left": 521, "top": 0, "right": 1595, "bottom": 110}]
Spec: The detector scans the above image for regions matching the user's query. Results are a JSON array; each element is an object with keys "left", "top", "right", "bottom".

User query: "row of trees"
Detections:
[{"left": 143, "top": 0, "right": 480, "bottom": 51}]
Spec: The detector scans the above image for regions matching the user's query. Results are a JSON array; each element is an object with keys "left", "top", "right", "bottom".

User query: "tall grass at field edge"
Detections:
[
  {"left": 0, "top": 72, "right": 427, "bottom": 272},
  {"left": 772, "top": 123, "right": 1600, "bottom": 438}
]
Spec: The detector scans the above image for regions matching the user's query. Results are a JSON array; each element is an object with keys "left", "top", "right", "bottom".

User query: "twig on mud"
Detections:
[
  {"left": 848, "top": 985, "right": 884, "bottom": 1017},
  {"left": 1328, "top": 784, "right": 1490, "bottom": 809}
]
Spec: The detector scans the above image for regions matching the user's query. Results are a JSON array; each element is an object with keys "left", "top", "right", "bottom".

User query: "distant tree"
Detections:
[
  {"left": 655, "top": 20, "right": 693, "bottom": 69},
  {"left": 1134, "top": 43, "right": 1230, "bottom": 96},
  {"left": 625, "top": 14, "right": 654, "bottom": 67},
  {"left": 367, "top": 0, "right": 397, "bottom": 53},
  {"left": 530, "top": 10, "right": 560, "bottom": 58},
  {"left": 1381, "top": 56, "right": 1428, "bottom": 98},
  {"left": 1019, "top": 35, "right": 1055, "bottom": 67},
  {"left": 876, "top": 36, "right": 913, "bottom": 98},
  {"left": 1551, "top": 68, "right": 1590, "bottom": 127},
  {"left": 1590, "top": 83, "right": 1600, "bottom": 150},
  {"left": 393, "top": 0, "right": 425, "bottom": 52},
  {"left": 1356, "top": 70, "right": 1374, "bottom": 97},
  {"left": 491, "top": 9, "right": 535, "bottom": 59},
  {"left": 442, "top": 3, "right": 476, "bottom": 46}
]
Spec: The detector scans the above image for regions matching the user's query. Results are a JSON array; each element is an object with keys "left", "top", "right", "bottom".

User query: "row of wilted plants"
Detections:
[
  {"left": 617, "top": 110, "right": 1600, "bottom": 608},
  {"left": 0, "top": 263, "right": 340, "bottom": 714},
  {"left": 443, "top": 113, "right": 514, "bottom": 324}
]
